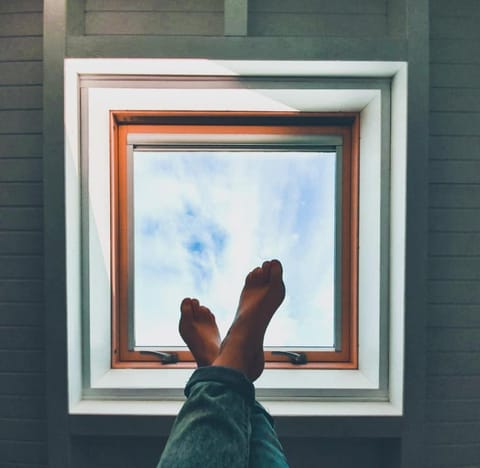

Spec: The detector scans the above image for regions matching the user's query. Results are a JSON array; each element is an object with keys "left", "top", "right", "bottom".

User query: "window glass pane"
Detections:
[{"left": 132, "top": 150, "right": 336, "bottom": 348}]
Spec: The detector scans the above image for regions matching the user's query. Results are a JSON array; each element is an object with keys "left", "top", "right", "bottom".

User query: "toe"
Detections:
[
  {"left": 199, "top": 305, "right": 214, "bottom": 322},
  {"left": 269, "top": 259, "right": 283, "bottom": 282},
  {"left": 180, "top": 297, "right": 194, "bottom": 320},
  {"left": 262, "top": 260, "right": 272, "bottom": 282},
  {"left": 191, "top": 298, "right": 200, "bottom": 318},
  {"left": 250, "top": 267, "right": 264, "bottom": 286}
]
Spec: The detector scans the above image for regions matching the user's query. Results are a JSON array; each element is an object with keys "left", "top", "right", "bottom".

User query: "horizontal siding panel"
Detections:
[
  {"left": 426, "top": 422, "right": 480, "bottom": 445},
  {"left": 429, "top": 208, "right": 480, "bottom": 232},
  {"left": 427, "top": 376, "right": 480, "bottom": 399},
  {"left": 431, "top": 0, "right": 480, "bottom": 18},
  {"left": 430, "top": 184, "right": 480, "bottom": 208},
  {"left": 85, "top": 0, "right": 223, "bottom": 12},
  {"left": 431, "top": 16, "right": 480, "bottom": 40},
  {"left": 428, "top": 280, "right": 480, "bottom": 304},
  {"left": 0, "top": 280, "right": 43, "bottom": 302},
  {"left": 0, "top": 37, "right": 42, "bottom": 61},
  {"left": 0, "top": 232, "right": 43, "bottom": 254},
  {"left": 427, "top": 352, "right": 480, "bottom": 375},
  {"left": 426, "top": 443, "right": 480, "bottom": 468},
  {"left": 428, "top": 329, "right": 480, "bottom": 351},
  {"left": 249, "top": 0, "right": 386, "bottom": 14},
  {"left": 0, "top": 86, "right": 42, "bottom": 110},
  {"left": 0, "top": 440, "right": 46, "bottom": 464},
  {"left": 0, "top": 1, "right": 43, "bottom": 13},
  {"left": 0, "top": 207, "right": 43, "bottom": 230},
  {"left": 430, "top": 111, "right": 480, "bottom": 136},
  {"left": 426, "top": 399, "right": 480, "bottom": 422},
  {"left": 0, "top": 350, "right": 44, "bottom": 373},
  {"left": 0, "top": 328, "right": 43, "bottom": 350},
  {"left": 431, "top": 39, "right": 480, "bottom": 64},
  {"left": 0, "top": 110, "right": 42, "bottom": 134},
  {"left": 85, "top": 12, "right": 224, "bottom": 36},
  {"left": 428, "top": 305, "right": 480, "bottom": 328},
  {"left": 0, "top": 303, "right": 43, "bottom": 326},
  {"left": 430, "top": 136, "right": 480, "bottom": 160},
  {"left": 430, "top": 233, "right": 480, "bottom": 255},
  {"left": 430, "top": 88, "right": 480, "bottom": 112},
  {"left": 249, "top": 13, "right": 387, "bottom": 37},
  {"left": 0, "top": 396, "right": 45, "bottom": 419},
  {"left": 0, "top": 135, "right": 43, "bottom": 158},
  {"left": 429, "top": 160, "right": 480, "bottom": 184},
  {"left": 0, "top": 256, "right": 43, "bottom": 279},
  {"left": 431, "top": 63, "right": 480, "bottom": 88},
  {"left": 0, "top": 183, "right": 43, "bottom": 206},
  {"left": 0, "top": 464, "right": 47, "bottom": 468},
  {"left": 0, "top": 13, "right": 42, "bottom": 37},
  {"left": 429, "top": 256, "right": 480, "bottom": 280},
  {"left": 0, "top": 62, "right": 42, "bottom": 86},
  {"left": 0, "top": 418, "right": 46, "bottom": 442},
  {"left": 0, "top": 159, "right": 42, "bottom": 182},
  {"left": 0, "top": 373, "right": 45, "bottom": 396}
]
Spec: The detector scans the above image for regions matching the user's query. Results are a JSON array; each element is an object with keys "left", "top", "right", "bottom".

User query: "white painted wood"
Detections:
[{"left": 65, "top": 59, "right": 407, "bottom": 416}]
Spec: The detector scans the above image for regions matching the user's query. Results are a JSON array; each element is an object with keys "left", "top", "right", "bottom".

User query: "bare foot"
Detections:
[
  {"left": 212, "top": 259, "right": 285, "bottom": 381},
  {"left": 179, "top": 298, "right": 221, "bottom": 367}
]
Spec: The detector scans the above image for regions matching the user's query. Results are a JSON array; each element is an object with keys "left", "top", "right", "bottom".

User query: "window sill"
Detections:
[{"left": 70, "top": 398, "right": 402, "bottom": 418}]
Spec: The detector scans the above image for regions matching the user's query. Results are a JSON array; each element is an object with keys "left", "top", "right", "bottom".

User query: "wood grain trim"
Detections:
[{"left": 111, "top": 112, "right": 359, "bottom": 369}]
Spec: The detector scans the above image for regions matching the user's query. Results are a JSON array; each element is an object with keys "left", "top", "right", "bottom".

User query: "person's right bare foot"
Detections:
[
  {"left": 179, "top": 298, "right": 221, "bottom": 367},
  {"left": 212, "top": 259, "right": 285, "bottom": 381}
]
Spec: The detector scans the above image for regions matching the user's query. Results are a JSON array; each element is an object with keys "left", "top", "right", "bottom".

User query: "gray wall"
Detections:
[
  {"left": 427, "top": 1, "right": 480, "bottom": 466},
  {"left": 0, "top": 1, "right": 47, "bottom": 467},
  {"left": 0, "top": 0, "right": 478, "bottom": 467}
]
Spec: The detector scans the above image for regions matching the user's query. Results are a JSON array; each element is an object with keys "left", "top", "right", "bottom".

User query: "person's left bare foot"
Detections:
[{"left": 179, "top": 298, "right": 221, "bottom": 367}]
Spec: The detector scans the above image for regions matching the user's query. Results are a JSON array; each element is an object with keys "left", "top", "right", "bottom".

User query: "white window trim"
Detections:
[{"left": 65, "top": 59, "right": 407, "bottom": 416}]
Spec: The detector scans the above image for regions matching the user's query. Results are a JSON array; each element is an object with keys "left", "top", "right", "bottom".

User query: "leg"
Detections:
[
  {"left": 249, "top": 401, "right": 290, "bottom": 468},
  {"left": 157, "top": 366, "right": 254, "bottom": 468},
  {"left": 162, "top": 262, "right": 289, "bottom": 467}
]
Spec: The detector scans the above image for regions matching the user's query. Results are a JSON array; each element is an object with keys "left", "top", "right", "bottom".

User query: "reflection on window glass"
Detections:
[{"left": 133, "top": 150, "right": 336, "bottom": 348}]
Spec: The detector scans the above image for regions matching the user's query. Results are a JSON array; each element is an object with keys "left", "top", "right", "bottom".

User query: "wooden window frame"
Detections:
[{"left": 111, "top": 111, "right": 359, "bottom": 370}]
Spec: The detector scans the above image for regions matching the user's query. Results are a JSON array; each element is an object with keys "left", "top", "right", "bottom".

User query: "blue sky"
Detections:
[{"left": 133, "top": 150, "right": 337, "bottom": 348}]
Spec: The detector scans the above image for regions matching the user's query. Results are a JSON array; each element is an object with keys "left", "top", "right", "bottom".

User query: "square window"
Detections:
[
  {"left": 111, "top": 113, "right": 359, "bottom": 369},
  {"left": 65, "top": 60, "right": 407, "bottom": 415}
]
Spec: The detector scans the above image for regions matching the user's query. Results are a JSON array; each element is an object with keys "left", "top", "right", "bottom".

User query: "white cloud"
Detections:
[{"left": 133, "top": 150, "right": 337, "bottom": 348}]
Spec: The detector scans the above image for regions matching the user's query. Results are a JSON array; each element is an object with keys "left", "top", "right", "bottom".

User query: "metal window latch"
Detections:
[
  {"left": 140, "top": 350, "right": 179, "bottom": 364},
  {"left": 271, "top": 351, "right": 307, "bottom": 365}
]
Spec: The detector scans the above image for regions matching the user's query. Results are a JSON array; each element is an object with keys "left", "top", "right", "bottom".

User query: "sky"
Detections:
[{"left": 132, "top": 149, "right": 337, "bottom": 348}]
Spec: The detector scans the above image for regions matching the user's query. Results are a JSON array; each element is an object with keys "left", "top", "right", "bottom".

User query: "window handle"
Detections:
[
  {"left": 271, "top": 351, "right": 307, "bottom": 365},
  {"left": 140, "top": 350, "right": 179, "bottom": 364}
]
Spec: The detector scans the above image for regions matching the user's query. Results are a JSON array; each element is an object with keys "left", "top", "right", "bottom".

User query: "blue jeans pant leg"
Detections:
[
  {"left": 157, "top": 366, "right": 254, "bottom": 468},
  {"left": 249, "top": 401, "right": 290, "bottom": 468}
]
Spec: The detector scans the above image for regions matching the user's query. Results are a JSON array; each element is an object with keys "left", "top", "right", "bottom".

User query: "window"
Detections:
[
  {"left": 110, "top": 112, "right": 359, "bottom": 369},
  {"left": 65, "top": 59, "right": 407, "bottom": 415}
]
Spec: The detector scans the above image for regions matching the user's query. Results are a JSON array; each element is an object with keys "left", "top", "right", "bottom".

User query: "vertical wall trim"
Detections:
[
  {"left": 224, "top": 0, "right": 248, "bottom": 36},
  {"left": 44, "top": 0, "right": 71, "bottom": 466},
  {"left": 402, "top": 0, "right": 429, "bottom": 467}
]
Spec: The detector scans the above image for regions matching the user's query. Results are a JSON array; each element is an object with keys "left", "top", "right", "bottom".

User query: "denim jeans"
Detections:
[{"left": 157, "top": 366, "right": 290, "bottom": 468}]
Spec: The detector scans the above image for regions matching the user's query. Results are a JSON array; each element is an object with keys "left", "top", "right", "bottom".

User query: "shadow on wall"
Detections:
[{"left": 70, "top": 435, "right": 400, "bottom": 468}]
